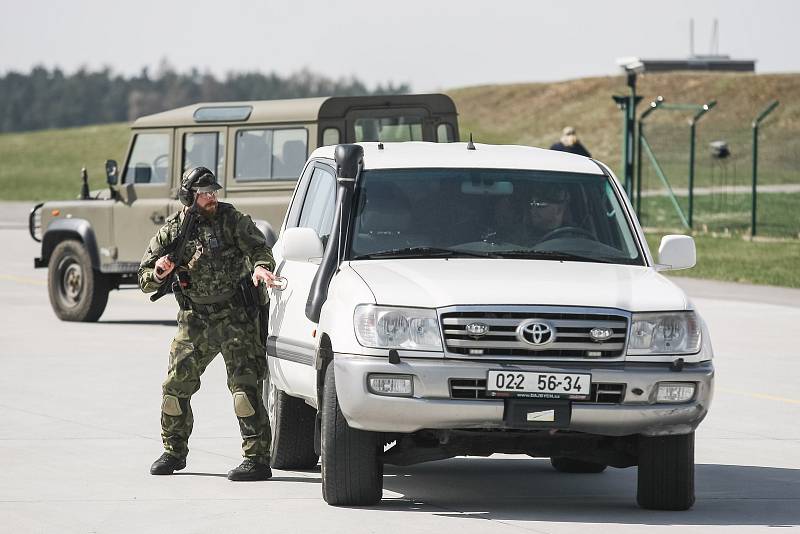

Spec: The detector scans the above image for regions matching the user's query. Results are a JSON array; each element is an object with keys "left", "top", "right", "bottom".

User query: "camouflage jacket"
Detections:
[{"left": 138, "top": 202, "right": 275, "bottom": 302}]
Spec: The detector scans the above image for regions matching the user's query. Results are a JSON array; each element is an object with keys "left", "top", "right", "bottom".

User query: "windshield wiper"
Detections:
[
  {"left": 494, "top": 249, "right": 611, "bottom": 263},
  {"left": 352, "top": 246, "right": 500, "bottom": 260}
]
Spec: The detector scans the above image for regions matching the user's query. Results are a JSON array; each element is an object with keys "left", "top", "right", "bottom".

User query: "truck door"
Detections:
[
  {"left": 268, "top": 162, "right": 336, "bottom": 402},
  {"left": 112, "top": 130, "right": 172, "bottom": 263}
]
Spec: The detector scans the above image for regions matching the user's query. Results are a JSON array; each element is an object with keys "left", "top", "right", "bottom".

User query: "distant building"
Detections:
[
  {"left": 617, "top": 19, "right": 756, "bottom": 74},
  {"left": 617, "top": 55, "right": 755, "bottom": 74}
]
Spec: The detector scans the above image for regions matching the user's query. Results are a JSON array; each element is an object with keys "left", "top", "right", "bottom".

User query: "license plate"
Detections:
[{"left": 486, "top": 371, "right": 591, "bottom": 399}]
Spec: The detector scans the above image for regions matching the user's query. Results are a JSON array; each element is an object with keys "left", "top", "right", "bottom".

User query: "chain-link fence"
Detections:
[{"left": 635, "top": 99, "right": 799, "bottom": 239}]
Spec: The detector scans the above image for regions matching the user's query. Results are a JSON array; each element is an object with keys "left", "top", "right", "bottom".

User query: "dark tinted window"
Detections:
[{"left": 349, "top": 168, "right": 642, "bottom": 265}]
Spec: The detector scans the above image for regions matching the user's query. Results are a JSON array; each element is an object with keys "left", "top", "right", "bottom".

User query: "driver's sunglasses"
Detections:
[{"left": 529, "top": 198, "right": 564, "bottom": 208}]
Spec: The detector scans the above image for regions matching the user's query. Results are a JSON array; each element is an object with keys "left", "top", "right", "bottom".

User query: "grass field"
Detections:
[
  {"left": 639, "top": 191, "right": 800, "bottom": 239},
  {"left": 0, "top": 123, "right": 129, "bottom": 201},
  {"left": 645, "top": 233, "right": 800, "bottom": 288}
]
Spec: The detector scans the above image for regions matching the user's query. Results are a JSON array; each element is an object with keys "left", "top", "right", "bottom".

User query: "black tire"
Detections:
[
  {"left": 550, "top": 457, "right": 607, "bottom": 473},
  {"left": 320, "top": 364, "right": 383, "bottom": 506},
  {"left": 47, "top": 240, "right": 109, "bottom": 322},
  {"left": 267, "top": 378, "right": 319, "bottom": 469},
  {"left": 637, "top": 432, "right": 695, "bottom": 511}
]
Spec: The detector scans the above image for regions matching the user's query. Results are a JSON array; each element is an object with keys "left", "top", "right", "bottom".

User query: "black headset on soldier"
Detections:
[{"left": 178, "top": 166, "right": 215, "bottom": 207}]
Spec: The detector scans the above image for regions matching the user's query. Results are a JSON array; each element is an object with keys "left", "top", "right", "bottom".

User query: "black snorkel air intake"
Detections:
[{"left": 305, "top": 144, "right": 364, "bottom": 322}]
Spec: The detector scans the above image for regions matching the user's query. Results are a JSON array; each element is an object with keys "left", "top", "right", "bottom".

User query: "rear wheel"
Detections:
[
  {"left": 550, "top": 457, "right": 607, "bottom": 473},
  {"left": 267, "top": 377, "right": 319, "bottom": 469},
  {"left": 637, "top": 432, "right": 695, "bottom": 510},
  {"left": 320, "top": 364, "right": 383, "bottom": 506},
  {"left": 47, "top": 240, "right": 109, "bottom": 322}
]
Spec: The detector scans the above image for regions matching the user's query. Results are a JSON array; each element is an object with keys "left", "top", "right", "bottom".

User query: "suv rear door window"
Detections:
[
  {"left": 234, "top": 128, "right": 308, "bottom": 182},
  {"left": 124, "top": 133, "right": 170, "bottom": 184}
]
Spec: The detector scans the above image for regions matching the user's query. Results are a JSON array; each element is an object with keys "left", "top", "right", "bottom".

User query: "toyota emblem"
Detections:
[{"left": 517, "top": 320, "right": 555, "bottom": 346}]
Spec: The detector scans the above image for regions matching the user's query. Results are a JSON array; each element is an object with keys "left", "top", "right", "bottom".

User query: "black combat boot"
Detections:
[
  {"left": 227, "top": 458, "right": 272, "bottom": 481},
  {"left": 150, "top": 452, "right": 186, "bottom": 475}
]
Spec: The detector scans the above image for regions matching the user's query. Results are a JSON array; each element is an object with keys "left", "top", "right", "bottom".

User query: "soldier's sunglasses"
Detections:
[{"left": 197, "top": 191, "right": 218, "bottom": 198}]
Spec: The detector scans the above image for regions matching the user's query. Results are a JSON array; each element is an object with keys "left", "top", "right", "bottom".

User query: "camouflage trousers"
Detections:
[{"left": 160, "top": 305, "right": 271, "bottom": 463}]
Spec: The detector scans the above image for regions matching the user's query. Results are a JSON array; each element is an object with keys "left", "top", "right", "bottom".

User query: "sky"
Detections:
[{"left": 1, "top": 0, "right": 798, "bottom": 91}]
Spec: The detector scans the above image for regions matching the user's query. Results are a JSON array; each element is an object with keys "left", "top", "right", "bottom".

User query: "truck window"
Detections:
[
  {"left": 234, "top": 128, "right": 308, "bottom": 181},
  {"left": 437, "top": 123, "right": 455, "bottom": 142},
  {"left": 354, "top": 116, "right": 423, "bottom": 142},
  {"left": 123, "top": 133, "right": 170, "bottom": 184},
  {"left": 183, "top": 132, "right": 225, "bottom": 179},
  {"left": 298, "top": 167, "right": 336, "bottom": 248}
]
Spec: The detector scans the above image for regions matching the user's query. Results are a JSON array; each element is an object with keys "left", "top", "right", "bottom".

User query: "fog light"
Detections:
[
  {"left": 367, "top": 374, "right": 413, "bottom": 397},
  {"left": 656, "top": 382, "right": 696, "bottom": 403}
]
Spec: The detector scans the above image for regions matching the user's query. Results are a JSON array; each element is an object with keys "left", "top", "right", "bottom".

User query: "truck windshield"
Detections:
[{"left": 348, "top": 168, "right": 643, "bottom": 265}]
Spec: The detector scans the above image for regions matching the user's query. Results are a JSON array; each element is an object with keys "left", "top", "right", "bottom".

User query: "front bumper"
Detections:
[{"left": 334, "top": 354, "right": 714, "bottom": 436}]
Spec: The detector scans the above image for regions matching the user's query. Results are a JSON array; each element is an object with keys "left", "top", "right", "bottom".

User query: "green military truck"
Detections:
[{"left": 29, "top": 94, "right": 459, "bottom": 322}]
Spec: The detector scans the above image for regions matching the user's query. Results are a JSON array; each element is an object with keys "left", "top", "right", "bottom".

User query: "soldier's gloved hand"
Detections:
[
  {"left": 154, "top": 256, "right": 175, "bottom": 281},
  {"left": 252, "top": 265, "right": 277, "bottom": 287}
]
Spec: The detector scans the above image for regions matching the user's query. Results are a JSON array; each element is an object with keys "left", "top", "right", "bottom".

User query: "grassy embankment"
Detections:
[
  {"left": 0, "top": 123, "right": 129, "bottom": 201},
  {"left": 1, "top": 72, "right": 797, "bottom": 286}
]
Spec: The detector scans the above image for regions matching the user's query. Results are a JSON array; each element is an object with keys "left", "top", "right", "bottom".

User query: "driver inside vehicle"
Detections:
[{"left": 524, "top": 183, "right": 572, "bottom": 242}]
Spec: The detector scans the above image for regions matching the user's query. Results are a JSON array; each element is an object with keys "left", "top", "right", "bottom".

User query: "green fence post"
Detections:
[
  {"left": 637, "top": 97, "right": 663, "bottom": 218},
  {"left": 751, "top": 100, "right": 780, "bottom": 237},
  {"left": 688, "top": 100, "right": 716, "bottom": 229}
]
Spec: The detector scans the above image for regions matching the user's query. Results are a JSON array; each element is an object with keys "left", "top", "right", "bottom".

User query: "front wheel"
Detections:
[
  {"left": 47, "top": 240, "right": 109, "bottom": 322},
  {"left": 637, "top": 432, "right": 695, "bottom": 510},
  {"left": 320, "top": 364, "right": 383, "bottom": 506},
  {"left": 267, "top": 378, "right": 319, "bottom": 469}
]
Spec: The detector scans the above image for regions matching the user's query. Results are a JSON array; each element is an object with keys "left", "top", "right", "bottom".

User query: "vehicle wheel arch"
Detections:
[{"left": 41, "top": 218, "right": 101, "bottom": 269}]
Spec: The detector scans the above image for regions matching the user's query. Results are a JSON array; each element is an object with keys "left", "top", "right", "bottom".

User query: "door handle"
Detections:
[{"left": 150, "top": 212, "right": 166, "bottom": 225}]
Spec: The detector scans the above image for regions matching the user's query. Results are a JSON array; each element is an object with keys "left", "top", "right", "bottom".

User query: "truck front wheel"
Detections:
[
  {"left": 320, "top": 364, "right": 383, "bottom": 506},
  {"left": 47, "top": 240, "right": 109, "bottom": 322},
  {"left": 637, "top": 432, "right": 695, "bottom": 510},
  {"left": 267, "top": 378, "right": 319, "bottom": 469}
]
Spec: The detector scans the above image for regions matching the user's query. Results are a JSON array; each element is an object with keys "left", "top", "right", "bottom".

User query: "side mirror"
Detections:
[
  {"left": 656, "top": 235, "right": 696, "bottom": 271},
  {"left": 105, "top": 159, "right": 119, "bottom": 185},
  {"left": 282, "top": 227, "right": 324, "bottom": 263}
]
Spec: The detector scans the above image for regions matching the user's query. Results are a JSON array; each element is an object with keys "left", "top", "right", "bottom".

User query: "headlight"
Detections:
[
  {"left": 354, "top": 305, "right": 443, "bottom": 351},
  {"left": 627, "top": 312, "right": 701, "bottom": 355}
]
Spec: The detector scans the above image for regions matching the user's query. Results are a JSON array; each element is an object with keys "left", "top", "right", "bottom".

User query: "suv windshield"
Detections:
[{"left": 348, "top": 168, "right": 643, "bottom": 265}]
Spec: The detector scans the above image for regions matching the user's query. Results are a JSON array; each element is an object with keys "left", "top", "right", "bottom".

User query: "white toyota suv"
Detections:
[{"left": 265, "top": 142, "right": 714, "bottom": 510}]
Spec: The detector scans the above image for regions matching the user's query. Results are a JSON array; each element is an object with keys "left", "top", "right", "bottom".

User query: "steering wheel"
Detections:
[{"left": 538, "top": 225, "right": 596, "bottom": 242}]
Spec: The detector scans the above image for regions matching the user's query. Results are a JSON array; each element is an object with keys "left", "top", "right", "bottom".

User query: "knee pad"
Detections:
[
  {"left": 233, "top": 391, "right": 256, "bottom": 417},
  {"left": 161, "top": 394, "right": 183, "bottom": 417}
]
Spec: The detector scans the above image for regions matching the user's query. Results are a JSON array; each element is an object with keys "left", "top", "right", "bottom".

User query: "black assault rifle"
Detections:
[{"left": 149, "top": 203, "right": 200, "bottom": 302}]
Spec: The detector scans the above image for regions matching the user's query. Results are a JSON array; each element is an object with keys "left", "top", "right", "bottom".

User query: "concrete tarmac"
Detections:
[{"left": 1, "top": 225, "right": 799, "bottom": 533}]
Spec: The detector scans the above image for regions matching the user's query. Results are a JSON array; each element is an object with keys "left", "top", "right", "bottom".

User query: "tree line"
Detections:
[{"left": 0, "top": 65, "right": 410, "bottom": 133}]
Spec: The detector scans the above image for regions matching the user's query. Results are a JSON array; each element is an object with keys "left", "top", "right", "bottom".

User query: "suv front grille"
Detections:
[
  {"left": 440, "top": 308, "right": 628, "bottom": 360},
  {"left": 449, "top": 379, "right": 625, "bottom": 404}
]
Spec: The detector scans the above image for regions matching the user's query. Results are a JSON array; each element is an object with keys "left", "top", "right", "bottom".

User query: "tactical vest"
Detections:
[{"left": 173, "top": 203, "right": 248, "bottom": 302}]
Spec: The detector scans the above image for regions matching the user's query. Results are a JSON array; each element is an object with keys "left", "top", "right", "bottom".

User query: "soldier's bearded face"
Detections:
[{"left": 196, "top": 192, "right": 218, "bottom": 215}]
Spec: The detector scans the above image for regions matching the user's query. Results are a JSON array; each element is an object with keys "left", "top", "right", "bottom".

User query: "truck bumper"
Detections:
[{"left": 333, "top": 354, "right": 714, "bottom": 437}]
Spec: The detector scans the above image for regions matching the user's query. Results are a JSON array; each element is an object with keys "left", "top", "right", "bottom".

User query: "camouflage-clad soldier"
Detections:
[{"left": 139, "top": 166, "right": 277, "bottom": 481}]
